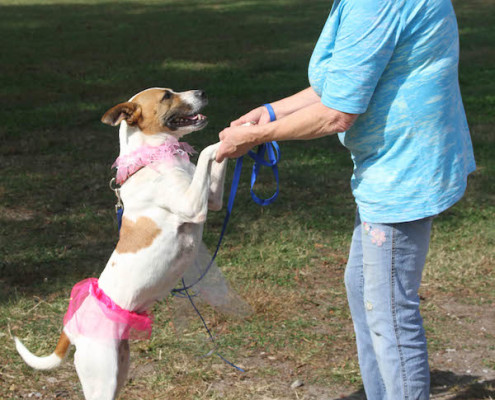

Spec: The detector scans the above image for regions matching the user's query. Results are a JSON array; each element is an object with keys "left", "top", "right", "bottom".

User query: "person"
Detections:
[{"left": 216, "top": 0, "right": 476, "bottom": 399}]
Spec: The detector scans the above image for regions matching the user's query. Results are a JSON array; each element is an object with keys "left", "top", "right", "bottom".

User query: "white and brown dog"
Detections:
[{"left": 14, "top": 87, "right": 228, "bottom": 400}]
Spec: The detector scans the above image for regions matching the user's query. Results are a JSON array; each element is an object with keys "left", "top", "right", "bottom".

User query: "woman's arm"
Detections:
[
  {"left": 230, "top": 87, "right": 322, "bottom": 127},
  {"left": 216, "top": 101, "right": 358, "bottom": 162},
  {"left": 269, "top": 87, "right": 322, "bottom": 119}
]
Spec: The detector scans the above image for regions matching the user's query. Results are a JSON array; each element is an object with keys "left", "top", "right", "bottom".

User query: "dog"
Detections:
[{"left": 14, "top": 87, "right": 228, "bottom": 400}]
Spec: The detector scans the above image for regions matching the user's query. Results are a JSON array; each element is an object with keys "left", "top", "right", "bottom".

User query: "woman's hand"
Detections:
[
  {"left": 230, "top": 106, "right": 273, "bottom": 127},
  {"left": 216, "top": 124, "right": 261, "bottom": 162}
]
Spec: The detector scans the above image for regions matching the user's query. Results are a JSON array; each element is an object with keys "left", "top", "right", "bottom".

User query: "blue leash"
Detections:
[
  {"left": 181, "top": 277, "right": 246, "bottom": 372},
  {"left": 113, "top": 104, "right": 280, "bottom": 372},
  {"left": 171, "top": 134, "right": 279, "bottom": 372},
  {"left": 171, "top": 143, "right": 280, "bottom": 296},
  {"left": 171, "top": 104, "right": 280, "bottom": 295}
]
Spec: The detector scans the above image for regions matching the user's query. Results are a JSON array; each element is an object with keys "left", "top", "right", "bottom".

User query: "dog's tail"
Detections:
[{"left": 14, "top": 331, "right": 71, "bottom": 370}]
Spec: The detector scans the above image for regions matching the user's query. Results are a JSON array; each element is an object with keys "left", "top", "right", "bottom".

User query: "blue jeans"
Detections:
[{"left": 344, "top": 212, "right": 433, "bottom": 400}]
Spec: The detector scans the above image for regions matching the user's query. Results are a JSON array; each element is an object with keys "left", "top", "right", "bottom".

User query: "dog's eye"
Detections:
[{"left": 162, "top": 91, "right": 172, "bottom": 101}]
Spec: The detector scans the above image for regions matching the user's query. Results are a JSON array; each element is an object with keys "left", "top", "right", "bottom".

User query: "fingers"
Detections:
[
  {"left": 231, "top": 116, "right": 256, "bottom": 127},
  {"left": 230, "top": 118, "right": 246, "bottom": 127},
  {"left": 216, "top": 125, "right": 256, "bottom": 162},
  {"left": 259, "top": 112, "right": 272, "bottom": 125},
  {"left": 215, "top": 142, "right": 227, "bottom": 163},
  {"left": 230, "top": 107, "right": 265, "bottom": 127},
  {"left": 219, "top": 106, "right": 271, "bottom": 162},
  {"left": 215, "top": 140, "right": 236, "bottom": 163},
  {"left": 230, "top": 112, "right": 254, "bottom": 127},
  {"left": 216, "top": 128, "right": 237, "bottom": 162}
]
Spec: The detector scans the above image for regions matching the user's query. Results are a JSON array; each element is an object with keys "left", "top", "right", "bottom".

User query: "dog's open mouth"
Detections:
[{"left": 167, "top": 113, "right": 207, "bottom": 129}]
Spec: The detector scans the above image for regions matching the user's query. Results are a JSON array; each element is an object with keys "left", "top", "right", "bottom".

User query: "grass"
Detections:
[{"left": 1, "top": 0, "right": 494, "bottom": 399}]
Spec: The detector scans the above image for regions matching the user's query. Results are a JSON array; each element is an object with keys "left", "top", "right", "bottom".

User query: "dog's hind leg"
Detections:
[
  {"left": 116, "top": 340, "right": 130, "bottom": 396},
  {"left": 73, "top": 337, "right": 123, "bottom": 400}
]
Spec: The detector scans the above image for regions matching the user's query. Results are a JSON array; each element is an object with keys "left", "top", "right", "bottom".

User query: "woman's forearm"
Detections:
[
  {"left": 216, "top": 102, "right": 358, "bottom": 161},
  {"left": 270, "top": 87, "right": 321, "bottom": 119},
  {"left": 255, "top": 101, "right": 357, "bottom": 143}
]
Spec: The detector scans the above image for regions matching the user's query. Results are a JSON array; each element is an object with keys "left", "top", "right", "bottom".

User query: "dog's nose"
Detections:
[{"left": 194, "top": 90, "right": 207, "bottom": 100}]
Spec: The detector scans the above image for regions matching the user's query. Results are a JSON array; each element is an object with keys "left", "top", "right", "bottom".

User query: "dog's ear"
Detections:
[{"left": 101, "top": 102, "right": 142, "bottom": 126}]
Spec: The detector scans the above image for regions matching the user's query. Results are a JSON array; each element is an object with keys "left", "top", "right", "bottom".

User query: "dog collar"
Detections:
[{"left": 112, "top": 139, "right": 196, "bottom": 185}]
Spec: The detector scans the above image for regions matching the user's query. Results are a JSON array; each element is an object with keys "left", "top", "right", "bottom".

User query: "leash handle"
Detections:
[
  {"left": 248, "top": 103, "right": 279, "bottom": 206},
  {"left": 247, "top": 141, "right": 280, "bottom": 206}
]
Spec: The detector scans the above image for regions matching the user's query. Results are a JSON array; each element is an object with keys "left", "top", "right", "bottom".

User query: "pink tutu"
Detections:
[{"left": 63, "top": 278, "right": 152, "bottom": 340}]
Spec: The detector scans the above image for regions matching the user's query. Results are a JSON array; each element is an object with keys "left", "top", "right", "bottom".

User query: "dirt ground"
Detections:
[
  {"left": 130, "top": 295, "right": 495, "bottom": 400},
  {"left": 198, "top": 298, "right": 495, "bottom": 400}
]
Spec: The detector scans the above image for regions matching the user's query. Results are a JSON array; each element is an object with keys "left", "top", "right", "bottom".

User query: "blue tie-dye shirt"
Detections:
[{"left": 308, "top": 0, "right": 476, "bottom": 223}]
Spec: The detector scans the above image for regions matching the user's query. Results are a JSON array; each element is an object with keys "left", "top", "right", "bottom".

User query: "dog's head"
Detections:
[{"left": 101, "top": 88, "right": 208, "bottom": 138}]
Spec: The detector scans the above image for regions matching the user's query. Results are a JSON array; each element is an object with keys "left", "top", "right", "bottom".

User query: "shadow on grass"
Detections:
[
  {"left": 431, "top": 370, "right": 495, "bottom": 400},
  {"left": 334, "top": 370, "right": 495, "bottom": 400}
]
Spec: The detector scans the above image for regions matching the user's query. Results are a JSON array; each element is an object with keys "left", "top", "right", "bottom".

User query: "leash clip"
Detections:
[
  {"left": 109, "top": 178, "right": 123, "bottom": 211},
  {"left": 109, "top": 178, "right": 124, "bottom": 231}
]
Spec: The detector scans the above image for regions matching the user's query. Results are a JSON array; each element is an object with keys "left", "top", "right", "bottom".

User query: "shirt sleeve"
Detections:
[{"left": 321, "top": 0, "right": 402, "bottom": 114}]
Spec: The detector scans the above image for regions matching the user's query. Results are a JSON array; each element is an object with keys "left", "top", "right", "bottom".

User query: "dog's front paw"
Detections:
[{"left": 203, "top": 142, "right": 221, "bottom": 162}]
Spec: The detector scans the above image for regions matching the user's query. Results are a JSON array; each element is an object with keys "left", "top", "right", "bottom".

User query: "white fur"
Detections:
[
  {"left": 14, "top": 337, "right": 63, "bottom": 370},
  {"left": 15, "top": 88, "right": 228, "bottom": 400}
]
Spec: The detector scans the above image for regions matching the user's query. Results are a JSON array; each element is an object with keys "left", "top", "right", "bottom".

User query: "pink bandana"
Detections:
[
  {"left": 63, "top": 278, "right": 152, "bottom": 340},
  {"left": 112, "top": 139, "right": 196, "bottom": 185}
]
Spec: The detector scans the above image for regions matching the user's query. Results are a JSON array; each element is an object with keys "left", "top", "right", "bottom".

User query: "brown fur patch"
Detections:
[
  {"left": 54, "top": 331, "right": 71, "bottom": 358},
  {"left": 101, "top": 102, "right": 141, "bottom": 126},
  {"left": 116, "top": 216, "right": 162, "bottom": 254},
  {"left": 131, "top": 88, "right": 193, "bottom": 135}
]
